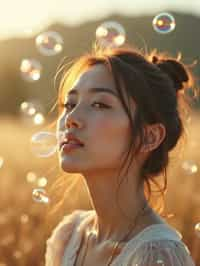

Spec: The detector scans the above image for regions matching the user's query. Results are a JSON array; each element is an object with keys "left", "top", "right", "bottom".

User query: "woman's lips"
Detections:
[{"left": 60, "top": 143, "right": 84, "bottom": 153}]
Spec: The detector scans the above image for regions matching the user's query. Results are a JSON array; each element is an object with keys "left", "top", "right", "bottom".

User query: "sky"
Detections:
[{"left": 0, "top": 0, "right": 200, "bottom": 39}]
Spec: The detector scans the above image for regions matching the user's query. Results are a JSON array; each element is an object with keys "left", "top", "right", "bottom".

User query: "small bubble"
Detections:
[
  {"left": 30, "top": 131, "right": 57, "bottom": 158},
  {"left": 26, "top": 171, "right": 37, "bottom": 183},
  {"left": 33, "top": 113, "right": 45, "bottom": 125},
  {"left": 20, "top": 59, "right": 42, "bottom": 82},
  {"left": 32, "top": 188, "right": 49, "bottom": 204},
  {"left": 20, "top": 102, "right": 36, "bottom": 116},
  {"left": 181, "top": 160, "right": 198, "bottom": 175},
  {"left": 36, "top": 31, "right": 63, "bottom": 56},
  {"left": 0, "top": 156, "right": 4, "bottom": 168},
  {"left": 37, "top": 177, "right": 48, "bottom": 187},
  {"left": 152, "top": 12, "right": 176, "bottom": 34},
  {"left": 195, "top": 223, "right": 200, "bottom": 238},
  {"left": 96, "top": 21, "right": 126, "bottom": 48}
]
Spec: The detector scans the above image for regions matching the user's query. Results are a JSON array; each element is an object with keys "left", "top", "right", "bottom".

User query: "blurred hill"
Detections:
[{"left": 0, "top": 11, "right": 200, "bottom": 116}]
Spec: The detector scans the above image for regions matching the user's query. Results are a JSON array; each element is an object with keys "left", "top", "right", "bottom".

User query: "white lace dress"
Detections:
[{"left": 45, "top": 209, "right": 196, "bottom": 266}]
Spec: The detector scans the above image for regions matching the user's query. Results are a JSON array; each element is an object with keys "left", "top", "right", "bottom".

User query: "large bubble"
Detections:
[
  {"left": 30, "top": 131, "right": 57, "bottom": 158},
  {"left": 35, "top": 31, "right": 64, "bottom": 56},
  {"left": 152, "top": 13, "right": 176, "bottom": 34},
  {"left": 95, "top": 21, "right": 126, "bottom": 48}
]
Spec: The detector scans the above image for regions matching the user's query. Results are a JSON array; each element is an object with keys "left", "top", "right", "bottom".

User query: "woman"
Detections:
[{"left": 45, "top": 45, "right": 196, "bottom": 266}]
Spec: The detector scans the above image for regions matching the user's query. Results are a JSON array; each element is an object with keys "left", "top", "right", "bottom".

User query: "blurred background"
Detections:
[{"left": 0, "top": 0, "right": 200, "bottom": 265}]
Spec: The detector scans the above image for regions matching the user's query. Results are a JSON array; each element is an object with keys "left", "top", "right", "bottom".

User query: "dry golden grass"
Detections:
[{"left": 0, "top": 114, "right": 199, "bottom": 266}]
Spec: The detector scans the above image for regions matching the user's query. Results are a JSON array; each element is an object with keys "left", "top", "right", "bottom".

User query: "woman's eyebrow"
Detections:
[{"left": 67, "top": 87, "right": 119, "bottom": 98}]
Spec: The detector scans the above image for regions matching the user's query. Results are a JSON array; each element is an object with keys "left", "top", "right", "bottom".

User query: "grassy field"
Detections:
[{"left": 0, "top": 115, "right": 199, "bottom": 266}]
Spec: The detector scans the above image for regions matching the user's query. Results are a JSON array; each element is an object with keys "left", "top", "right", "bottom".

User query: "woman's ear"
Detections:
[{"left": 140, "top": 123, "right": 166, "bottom": 153}]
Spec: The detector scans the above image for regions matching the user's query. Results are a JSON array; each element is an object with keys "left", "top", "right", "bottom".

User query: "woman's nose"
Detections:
[{"left": 64, "top": 112, "right": 83, "bottom": 129}]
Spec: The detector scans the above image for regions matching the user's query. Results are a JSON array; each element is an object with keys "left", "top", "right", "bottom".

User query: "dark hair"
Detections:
[{"left": 48, "top": 45, "right": 195, "bottom": 222}]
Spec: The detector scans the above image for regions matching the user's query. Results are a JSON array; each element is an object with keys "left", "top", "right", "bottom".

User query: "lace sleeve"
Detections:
[
  {"left": 45, "top": 210, "right": 80, "bottom": 266},
  {"left": 128, "top": 240, "right": 196, "bottom": 266}
]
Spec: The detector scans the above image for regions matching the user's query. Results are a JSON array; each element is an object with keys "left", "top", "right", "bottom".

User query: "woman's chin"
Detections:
[
  {"left": 59, "top": 158, "right": 81, "bottom": 173},
  {"left": 60, "top": 163, "right": 78, "bottom": 173}
]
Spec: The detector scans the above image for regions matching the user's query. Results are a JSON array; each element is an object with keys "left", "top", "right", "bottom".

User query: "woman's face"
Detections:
[{"left": 57, "top": 64, "right": 136, "bottom": 176}]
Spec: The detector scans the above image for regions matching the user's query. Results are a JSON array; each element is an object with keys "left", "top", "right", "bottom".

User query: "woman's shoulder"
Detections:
[
  {"left": 45, "top": 209, "right": 91, "bottom": 266},
  {"left": 127, "top": 238, "right": 195, "bottom": 266},
  {"left": 125, "top": 224, "right": 195, "bottom": 266}
]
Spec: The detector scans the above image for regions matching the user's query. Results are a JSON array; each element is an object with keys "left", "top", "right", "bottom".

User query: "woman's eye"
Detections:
[
  {"left": 62, "top": 102, "right": 110, "bottom": 111},
  {"left": 63, "top": 102, "right": 75, "bottom": 110}
]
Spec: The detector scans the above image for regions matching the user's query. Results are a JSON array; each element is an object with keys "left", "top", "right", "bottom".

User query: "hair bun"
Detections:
[{"left": 152, "top": 57, "right": 189, "bottom": 93}]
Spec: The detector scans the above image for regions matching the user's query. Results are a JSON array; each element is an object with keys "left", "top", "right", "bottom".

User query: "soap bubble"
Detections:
[
  {"left": 20, "top": 102, "right": 36, "bottom": 116},
  {"left": 181, "top": 160, "right": 198, "bottom": 175},
  {"left": 36, "top": 31, "right": 63, "bottom": 56},
  {"left": 32, "top": 188, "right": 49, "bottom": 204},
  {"left": 20, "top": 101, "right": 45, "bottom": 126},
  {"left": 26, "top": 171, "right": 37, "bottom": 183},
  {"left": 20, "top": 59, "right": 42, "bottom": 82},
  {"left": 37, "top": 177, "right": 48, "bottom": 187},
  {"left": 33, "top": 113, "right": 45, "bottom": 125},
  {"left": 195, "top": 223, "right": 200, "bottom": 238},
  {"left": 0, "top": 156, "right": 4, "bottom": 169},
  {"left": 152, "top": 13, "right": 176, "bottom": 34},
  {"left": 30, "top": 131, "right": 57, "bottom": 158},
  {"left": 95, "top": 21, "right": 126, "bottom": 48}
]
